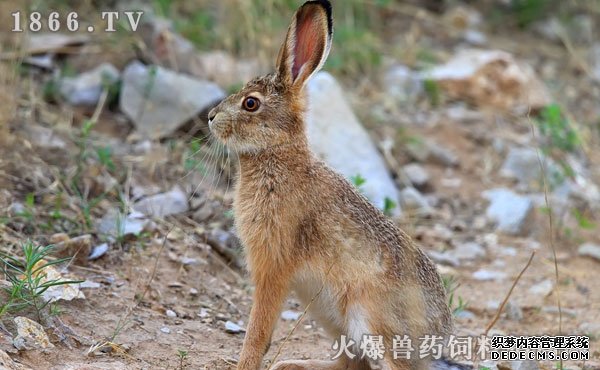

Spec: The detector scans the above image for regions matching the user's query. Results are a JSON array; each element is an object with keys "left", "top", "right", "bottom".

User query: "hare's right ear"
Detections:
[{"left": 276, "top": 0, "right": 333, "bottom": 90}]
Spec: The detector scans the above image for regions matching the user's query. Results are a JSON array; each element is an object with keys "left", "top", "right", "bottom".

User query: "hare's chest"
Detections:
[{"left": 233, "top": 186, "right": 294, "bottom": 249}]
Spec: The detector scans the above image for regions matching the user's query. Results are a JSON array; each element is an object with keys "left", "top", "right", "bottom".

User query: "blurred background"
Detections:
[{"left": 0, "top": 0, "right": 599, "bottom": 369}]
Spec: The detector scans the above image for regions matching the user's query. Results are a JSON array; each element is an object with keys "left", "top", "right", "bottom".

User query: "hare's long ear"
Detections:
[{"left": 276, "top": 0, "right": 333, "bottom": 89}]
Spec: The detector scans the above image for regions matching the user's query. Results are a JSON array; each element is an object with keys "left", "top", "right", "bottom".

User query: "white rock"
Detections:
[
  {"left": 120, "top": 61, "right": 225, "bottom": 139},
  {"left": 381, "top": 63, "right": 423, "bottom": 102},
  {"left": 500, "top": 146, "right": 561, "bottom": 188},
  {"left": 306, "top": 72, "right": 400, "bottom": 215},
  {"left": 578, "top": 243, "right": 600, "bottom": 261},
  {"left": 281, "top": 310, "right": 302, "bottom": 321},
  {"left": 451, "top": 242, "right": 486, "bottom": 260},
  {"left": 160, "top": 326, "right": 171, "bottom": 334},
  {"left": 133, "top": 187, "right": 189, "bottom": 218},
  {"left": 472, "top": 269, "right": 507, "bottom": 281},
  {"left": 482, "top": 188, "right": 534, "bottom": 235},
  {"left": 402, "top": 163, "right": 430, "bottom": 189},
  {"left": 96, "top": 210, "right": 148, "bottom": 239},
  {"left": 400, "top": 187, "right": 431, "bottom": 212},
  {"left": 528, "top": 279, "right": 553, "bottom": 297},
  {"left": 224, "top": 320, "right": 245, "bottom": 334},
  {"left": 59, "top": 63, "right": 119, "bottom": 106},
  {"left": 88, "top": 243, "right": 109, "bottom": 260},
  {"left": 591, "top": 43, "right": 600, "bottom": 83},
  {"left": 423, "top": 49, "right": 551, "bottom": 112},
  {"left": 165, "top": 309, "right": 177, "bottom": 318}
]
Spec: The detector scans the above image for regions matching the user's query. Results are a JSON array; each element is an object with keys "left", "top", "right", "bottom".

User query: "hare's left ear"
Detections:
[{"left": 276, "top": 0, "right": 333, "bottom": 89}]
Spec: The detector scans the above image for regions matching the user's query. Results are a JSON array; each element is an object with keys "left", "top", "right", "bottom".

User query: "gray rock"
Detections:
[
  {"left": 427, "top": 251, "right": 460, "bottom": 267},
  {"left": 0, "top": 349, "right": 27, "bottom": 370},
  {"left": 423, "top": 49, "right": 551, "bottom": 112},
  {"left": 592, "top": 43, "right": 600, "bottom": 83},
  {"left": 120, "top": 61, "right": 225, "bottom": 139},
  {"left": 472, "top": 269, "right": 507, "bottom": 281},
  {"left": 224, "top": 320, "right": 245, "bottom": 334},
  {"left": 400, "top": 187, "right": 431, "bottom": 212},
  {"left": 505, "top": 360, "right": 540, "bottom": 370},
  {"left": 528, "top": 279, "right": 553, "bottom": 297},
  {"left": 160, "top": 326, "right": 171, "bottom": 334},
  {"left": 96, "top": 210, "right": 148, "bottom": 239},
  {"left": 133, "top": 187, "right": 189, "bottom": 218},
  {"left": 482, "top": 188, "right": 534, "bottom": 235},
  {"left": 407, "top": 139, "right": 459, "bottom": 168},
  {"left": 402, "top": 163, "right": 430, "bottom": 189},
  {"left": 88, "top": 243, "right": 109, "bottom": 261},
  {"left": 500, "top": 146, "right": 561, "bottom": 188},
  {"left": 505, "top": 301, "right": 523, "bottom": 321},
  {"left": 578, "top": 243, "right": 600, "bottom": 261},
  {"left": 454, "top": 310, "right": 476, "bottom": 320},
  {"left": 281, "top": 310, "right": 302, "bottom": 321},
  {"left": 306, "top": 72, "right": 400, "bottom": 215},
  {"left": 451, "top": 242, "right": 486, "bottom": 260},
  {"left": 381, "top": 63, "right": 423, "bottom": 102},
  {"left": 13, "top": 316, "right": 54, "bottom": 350},
  {"left": 59, "top": 63, "right": 119, "bottom": 106}
]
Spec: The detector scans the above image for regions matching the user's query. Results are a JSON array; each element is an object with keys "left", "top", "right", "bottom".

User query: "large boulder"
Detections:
[
  {"left": 306, "top": 72, "right": 401, "bottom": 215},
  {"left": 120, "top": 61, "right": 225, "bottom": 139}
]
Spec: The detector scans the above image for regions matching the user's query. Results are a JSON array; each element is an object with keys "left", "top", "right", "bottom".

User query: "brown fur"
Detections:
[{"left": 207, "top": 1, "right": 452, "bottom": 369}]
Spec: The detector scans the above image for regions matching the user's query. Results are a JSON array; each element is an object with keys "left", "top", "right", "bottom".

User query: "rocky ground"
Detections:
[{"left": 0, "top": 1, "right": 599, "bottom": 369}]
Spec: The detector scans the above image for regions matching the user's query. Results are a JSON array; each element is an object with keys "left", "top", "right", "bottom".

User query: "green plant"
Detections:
[
  {"left": 383, "top": 197, "right": 396, "bottom": 217},
  {"left": 350, "top": 174, "right": 366, "bottom": 188},
  {"left": 0, "top": 242, "right": 83, "bottom": 322},
  {"left": 177, "top": 349, "right": 189, "bottom": 369},
  {"left": 442, "top": 275, "right": 468, "bottom": 315},
  {"left": 510, "top": 0, "right": 550, "bottom": 28},
  {"left": 184, "top": 138, "right": 207, "bottom": 173},
  {"left": 423, "top": 79, "right": 441, "bottom": 107},
  {"left": 537, "top": 104, "right": 580, "bottom": 154}
]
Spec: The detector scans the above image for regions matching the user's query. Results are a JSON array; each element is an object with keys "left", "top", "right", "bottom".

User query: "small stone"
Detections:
[
  {"left": 451, "top": 242, "right": 486, "bottom": 260},
  {"left": 454, "top": 310, "right": 476, "bottom": 320},
  {"left": 482, "top": 188, "right": 534, "bottom": 236},
  {"left": 189, "top": 288, "right": 199, "bottom": 296},
  {"left": 427, "top": 251, "right": 460, "bottom": 267},
  {"left": 59, "top": 63, "right": 119, "bottom": 106},
  {"left": 400, "top": 187, "right": 431, "bottom": 212},
  {"left": 224, "top": 321, "right": 245, "bottom": 334},
  {"left": 166, "top": 309, "right": 177, "bottom": 318},
  {"left": 578, "top": 243, "right": 600, "bottom": 261},
  {"left": 88, "top": 243, "right": 109, "bottom": 261},
  {"left": 160, "top": 327, "right": 171, "bottom": 334},
  {"left": 133, "top": 187, "right": 189, "bottom": 218},
  {"left": 402, "top": 163, "right": 430, "bottom": 189},
  {"left": 381, "top": 63, "right": 423, "bottom": 102},
  {"left": 528, "top": 279, "right": 553, "bottom": 297},
  {"left": 13, "top": 317, "right": 54, "bottom": 350},
  {"left": 281, "top": 310, "right": 302, "bottom": 321},
  {"left": 472, "top": 269, "right": 507, "bottom": 281},
  {"left": 505, "top": 301, "right": 523, "bottom": 321}
]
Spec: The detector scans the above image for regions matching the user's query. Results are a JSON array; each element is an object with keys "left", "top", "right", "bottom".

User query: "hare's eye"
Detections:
[{"left": 243, "top": 96, "right": 260, "bottom": 112}]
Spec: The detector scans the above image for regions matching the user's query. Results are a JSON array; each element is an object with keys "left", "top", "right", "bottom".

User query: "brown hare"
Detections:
[{"left": 208, "top": 1, "right": 453, "bottom": 369}]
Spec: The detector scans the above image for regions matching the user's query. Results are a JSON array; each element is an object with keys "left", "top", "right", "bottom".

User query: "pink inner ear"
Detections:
[{"left": 293, "top": 13, "right": 320, "bottom": 81}]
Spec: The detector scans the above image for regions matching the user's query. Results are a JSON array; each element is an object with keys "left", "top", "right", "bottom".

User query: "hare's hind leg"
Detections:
[{"left": 271, "top": 357, "right": 372, "bottom": 370}]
